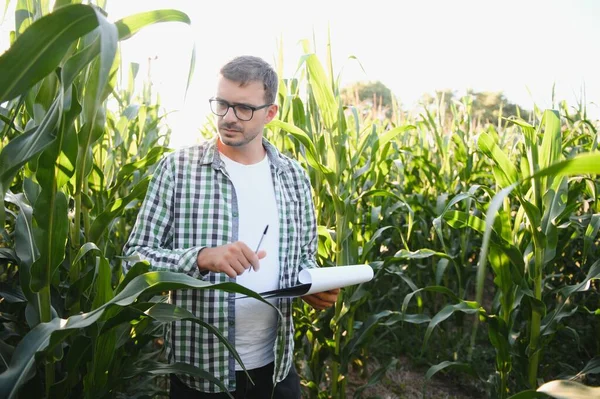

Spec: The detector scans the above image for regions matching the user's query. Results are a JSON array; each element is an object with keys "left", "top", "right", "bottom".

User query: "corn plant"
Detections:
[
  {"left": 264, "top": 38, "right": 420, "bottom": 398},
  {"left": 0, "top": 2, "right": 264, "bottom": 397},
  {"left": 394, "top": 108, "right": 600, "bottom": 398}
]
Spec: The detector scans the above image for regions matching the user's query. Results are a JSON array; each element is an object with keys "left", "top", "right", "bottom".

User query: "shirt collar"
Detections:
[{"left": 200, "top": 136, "right": 290, "bottom": 173}]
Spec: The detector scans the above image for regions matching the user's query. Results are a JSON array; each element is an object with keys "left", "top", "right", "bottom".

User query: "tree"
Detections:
[
  {"left": 419, "top": 89, "right": 531, "bottom": 126},
  {"left": 341, "top": 80, "right": 395, "bottom": 119}
]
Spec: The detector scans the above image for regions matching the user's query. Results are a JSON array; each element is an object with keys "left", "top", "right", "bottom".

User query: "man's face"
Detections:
[{"left": 215, "top": 76, "right": 276, "bottom": 149}]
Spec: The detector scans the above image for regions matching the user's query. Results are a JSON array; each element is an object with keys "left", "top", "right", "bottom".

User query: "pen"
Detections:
[
  {"left": 250, "top": 225, "right": 269, "bottom": 272},
  {"left": 255, "top": 225, "right": 269, "bottom": 253}
]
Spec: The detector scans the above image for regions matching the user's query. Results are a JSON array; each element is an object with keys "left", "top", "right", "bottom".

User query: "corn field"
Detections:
[{"left": 1, "top": 2, "right": 600, "bottom": 399}]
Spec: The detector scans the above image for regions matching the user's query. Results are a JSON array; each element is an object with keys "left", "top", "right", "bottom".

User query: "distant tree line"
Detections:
[{"left": 341, "top": 80, "right": 531, "bottom": 124}]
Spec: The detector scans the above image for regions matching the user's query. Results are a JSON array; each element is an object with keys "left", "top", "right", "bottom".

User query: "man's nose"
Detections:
[{"left": 222, "top": 106, "right": 238, "bottom": 122}]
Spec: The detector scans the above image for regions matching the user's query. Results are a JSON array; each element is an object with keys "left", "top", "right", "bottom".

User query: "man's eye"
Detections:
[
  {"left": 216, "top": 101, "right": 229, "bottom": 111},
  {"left": 235, "top": 105, "right": 253, "bottom": 117},
  {"left": 236, "top": 105, "right": 253, "bottom": 112}
]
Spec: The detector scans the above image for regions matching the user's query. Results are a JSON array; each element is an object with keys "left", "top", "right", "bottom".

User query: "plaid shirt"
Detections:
[{"left": 123, "top": 136, "right": 318, "bottom": 393}]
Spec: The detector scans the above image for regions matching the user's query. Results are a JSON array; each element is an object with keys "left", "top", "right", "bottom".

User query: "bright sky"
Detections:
[{"left": 2, "top": 0, "right": 600, "bottom": 148}]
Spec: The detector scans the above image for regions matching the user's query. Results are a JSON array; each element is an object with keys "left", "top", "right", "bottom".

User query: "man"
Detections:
[{"left": 124, "top": 55, "right": 339, "bottom": 398}]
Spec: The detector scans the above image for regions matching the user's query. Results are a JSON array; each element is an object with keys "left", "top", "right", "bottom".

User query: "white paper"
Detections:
[
  {"left": 299, "top": 264, "right": 374, "bottom": 295},
  {"left": 237, "top": 264, "right": 375, "bottom": 299}
]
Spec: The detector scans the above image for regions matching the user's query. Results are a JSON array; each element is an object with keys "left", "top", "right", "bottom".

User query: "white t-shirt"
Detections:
[{"left": 220, "top": 153, "right": 280, "bottom": 371}]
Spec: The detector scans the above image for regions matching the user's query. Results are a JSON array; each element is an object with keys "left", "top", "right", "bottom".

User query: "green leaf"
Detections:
[
  {"left": 475, "top": 184, "right": 518, "bottom": 309},
  {"left": 107, "top": 146, "right": 171, "bottom": 198},
  {"left": 0, "top": 271, "right": 276, "bottom": 398},
  {"left": 539, "top": 111, "right": 562, "bottom": 150},
  {"left": 541, "top": 259, "right": 600, "bottom": 335},
  {"left": 115, "top": 261, "right": 149, "bottom": 294},
  {"left": 127, "top": 362, "right": 232, "bottom": 398},
  {"left": 61, "top": 35, "right": 101, "bottom": 89},
  {"left": 114, "top": 9, "right": 191, "bottom": 41},
  {"left": 576, "top": 357, "right": 600, "bottom": 377},
  {"left": 0, "top": 283, "right": 26, "bottom": 303},
  {"left": 540, "top": 178, "right": 568, "bottom": 265},
  {"left": 393, "top": 248, "right": 453, "bottom": 261},
  {"left": 423, "top": 301, "right": 480, "bottom": 348},
  {"left": 488, "top": 242, "right": 512, "bottom": 288},
  {"left": 75, "top": 7, "right": 117, "bottom": 193},
  {"left": 0, "top": 4, "right": 98, "bottom": 103},
  {"left": 340, "top": 310, "right": 392, "bottom": 369},
  {"left": 507, "top": 390, "right": 548, "bottom": 399},
  {"left": 4, "top": 192, "right": 38, "bottom": 310},
  {"left": 0, "top": 95, "right": 62, "bottom": 214},
  {"left": 30, "top": 191, "right": 68, "bottom": 291},
  {"left": 30, "top": 104, "right": 71, "bottom": 292},
  {"left": 143, "top": 302, "right": 249, "bottom": 375},
  {"left": 443, "top": 210, "right": 486, "bottom": 232},
  {"left": 56, "top": 87, "right": 81, "bottom": 189},
  {"left": 72, "top": 242, "right": 101, "bottom": 265},
  {"left": 64, "top": 335, "right": 91, "bottom": 381},
  {"left": 267, "top": 119, "right": 334, "bottom": 179},
  {"left": 538, "top": 110, "right": 562, "bottom": 182},
  {"left": 478, "top": 132, "right": 519, "bottom": 187},
  {"left": 402, "top": 286, "right": 460, "bottom": 314},
  {"left": 91, "top": 257, "right": 113, "bottom": 310},
  {"left": 583, "top": 214, "right": 600, "bottom": 262},
  {"left": 4, "top": 192, "right": 38, "bottom": 269},
  {"left": 374, "top": 124, "right": 416, "bottom": 152},
  {"left": 90, "top": 329, "right": 116, "bottom": 390},
  {"left": 425, "top": 360, "right": 476, "bottom": 380},
  {"left": 529, "top": 153, "right": 600, "bottom": 180},
  {"left": 298, "top": 53, "right": 338, "bottom": 130},
  {"left": 353, "top": 358, "right": 399, "bottom": 398},
  {"left": 89, "top": 175, "right": 151, "bottom": 242},
  {"left": 380, "top": 312, "right": 430, "bottom": 326}
]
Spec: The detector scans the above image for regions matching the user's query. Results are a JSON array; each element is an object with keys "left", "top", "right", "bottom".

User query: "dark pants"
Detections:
[{"left": 169, "top": 362, "right": 301, "bottom": 399}]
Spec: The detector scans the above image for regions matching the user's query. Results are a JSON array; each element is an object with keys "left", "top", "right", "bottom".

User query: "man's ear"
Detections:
[{"left": 264, "top": 104, "right": 279, "bottom": 123}]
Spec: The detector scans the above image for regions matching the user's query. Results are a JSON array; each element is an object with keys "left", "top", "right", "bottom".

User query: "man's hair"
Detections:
[{"left": 220, "top": 56, "right": 278, "bottom": 105}]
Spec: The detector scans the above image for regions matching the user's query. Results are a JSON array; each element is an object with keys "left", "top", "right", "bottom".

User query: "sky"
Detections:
[{"left": 2, "top": 0, "right": 600, "bottom": 148}]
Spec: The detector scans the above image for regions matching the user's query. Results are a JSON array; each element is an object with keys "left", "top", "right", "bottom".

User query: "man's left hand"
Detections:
[{"left": 301, "top": 289, "right": 340, "bottom": 310}]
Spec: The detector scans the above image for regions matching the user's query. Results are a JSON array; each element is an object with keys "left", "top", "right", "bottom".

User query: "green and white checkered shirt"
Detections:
[{"left": 123, "top": 136, "right": 318, "bottom": 393}]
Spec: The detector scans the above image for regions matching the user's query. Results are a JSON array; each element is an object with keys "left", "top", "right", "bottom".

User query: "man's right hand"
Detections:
[{"left": 196, "top": 242, "right": 267, "bottom": 278}]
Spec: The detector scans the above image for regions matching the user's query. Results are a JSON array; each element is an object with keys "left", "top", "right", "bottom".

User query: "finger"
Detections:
[
  {"left": 256, "top": 250, "right": 267, "bottom": 259},
  {"left": 238, "top": 241, "right": 255, "bottom": 258},
  {"left": 303, "top": 295, "right": 330, "bottom": 310},
  {"left": 223, "top": 265, "right": 238, "bottom": 279},
  {"left": 238, "top": 242, "right": 260, "bottom": 271},
  {"left": 314, "top": 291, "right": 338, "bottom": 304},
  {"left": 230, "top": 259, "right": 246, "bottom": 275}
]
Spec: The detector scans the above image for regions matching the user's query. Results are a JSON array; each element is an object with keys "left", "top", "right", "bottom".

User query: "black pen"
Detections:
[
  {"left": 250, "top": 225, "right": 269, "bottom": 272},
  {"left": 255, "top": 225, "right": 269, "bottom": 253}
]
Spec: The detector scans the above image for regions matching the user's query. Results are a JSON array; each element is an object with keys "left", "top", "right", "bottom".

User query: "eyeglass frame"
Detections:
[{"left": 208, "top": 98, "right": 273, "bottom": 121}]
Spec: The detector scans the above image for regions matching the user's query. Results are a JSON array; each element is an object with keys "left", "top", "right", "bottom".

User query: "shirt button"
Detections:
[{"left": 232, "top": 212, "right": 238, "bottom": 217}]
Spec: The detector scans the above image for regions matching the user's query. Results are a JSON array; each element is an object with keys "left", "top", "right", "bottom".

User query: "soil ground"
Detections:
[{"left": 342, "top": 356, "right": 483, "bottom": 399}]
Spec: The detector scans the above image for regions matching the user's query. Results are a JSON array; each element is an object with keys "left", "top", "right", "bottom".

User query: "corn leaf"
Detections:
[
  {"left": 583, "top": 214, "right": 600, "bottom": 262},
  {"left": 0, "top": 4, "right": 98, "bottom": 103},
  {"left": 425, "top": 360, "right": 476, "bottom": 380},
  {"left": 478, "top": 132, "right": 519, "bottom": 187},
  {"left": 114, "top": 9, "right": 190, "bottom": 41},
  {"left": 423, "top": 301, "right": 480, "bottom": 348},
  {"left": 0, "top": 271, "right": 274, "bottom": 398}
]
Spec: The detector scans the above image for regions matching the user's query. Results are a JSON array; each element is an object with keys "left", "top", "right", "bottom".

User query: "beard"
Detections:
[{"left": 218, "top": 121, "right": 261, "bottom": 147}]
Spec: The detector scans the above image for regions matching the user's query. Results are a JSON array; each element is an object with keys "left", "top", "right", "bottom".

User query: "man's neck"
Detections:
[{"left": 217, "top": 138, "right": 266, "bottom": 165}]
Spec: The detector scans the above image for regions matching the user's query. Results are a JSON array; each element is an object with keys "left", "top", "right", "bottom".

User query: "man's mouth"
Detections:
[{"left": 220, "top": 125, "right": 242, "bottom": 134}]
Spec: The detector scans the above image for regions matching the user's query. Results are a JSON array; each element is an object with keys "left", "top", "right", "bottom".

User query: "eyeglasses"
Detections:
[{"left": 209, "top": 98, "right": 272, "bottom": 121}]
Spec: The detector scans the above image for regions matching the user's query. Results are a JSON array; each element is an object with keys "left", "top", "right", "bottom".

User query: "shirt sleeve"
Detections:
[
  {"left": 122, "top": 154, "right": 204, "bottom": 278},
  {"left": 298, "top": 168, "right": 319, "bottom": 271}
]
